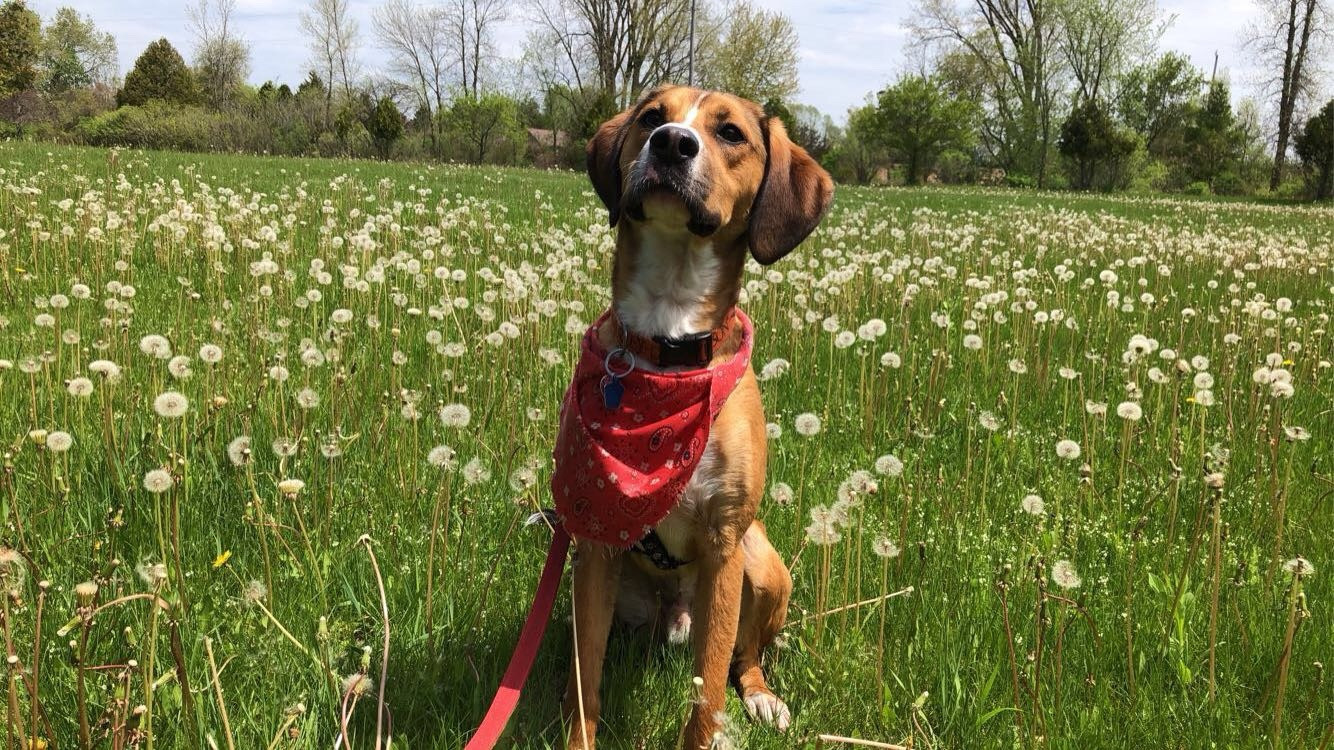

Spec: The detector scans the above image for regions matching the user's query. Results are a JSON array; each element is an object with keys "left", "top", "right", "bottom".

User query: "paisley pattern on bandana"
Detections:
[{"left": 552, "top": 309, "right": 754, "bottom": 547}]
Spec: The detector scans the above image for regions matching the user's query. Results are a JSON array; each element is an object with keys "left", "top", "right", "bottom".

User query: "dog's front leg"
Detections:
[
  {"left": 683, "top": 542, "right": 746, "bottom": 749},
  {"left": 563, "top": 540, "right": 621, "bottom": 750}
]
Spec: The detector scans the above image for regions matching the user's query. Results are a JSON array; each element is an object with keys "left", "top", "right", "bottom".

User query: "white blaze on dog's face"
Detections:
[{"left": 587, "top": 84, "right": 834, "bottom": 266}]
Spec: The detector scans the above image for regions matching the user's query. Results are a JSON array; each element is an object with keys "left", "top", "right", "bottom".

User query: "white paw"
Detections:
[
  {"left": 666, "top": 610, "right": 692, "bottom": 644},
  {"left": 743, "top": 691, "right": 791, "bottom": 731}
]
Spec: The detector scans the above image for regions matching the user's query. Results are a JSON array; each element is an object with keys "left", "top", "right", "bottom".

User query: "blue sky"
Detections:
[{"left": 31, "top": 0, "right": 1269, "bottom": 121}]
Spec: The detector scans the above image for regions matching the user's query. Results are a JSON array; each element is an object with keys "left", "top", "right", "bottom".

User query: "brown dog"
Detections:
[{"left": 562, "top": 84, "right": 833, "bottom": 749}]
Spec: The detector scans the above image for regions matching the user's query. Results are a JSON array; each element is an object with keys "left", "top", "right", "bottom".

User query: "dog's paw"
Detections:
[
  {"left": 665, "top": 609, "right": 692, "bottom": 645},
  {"left": 743, "top": 690, "right": 791, "bottom": 731}
]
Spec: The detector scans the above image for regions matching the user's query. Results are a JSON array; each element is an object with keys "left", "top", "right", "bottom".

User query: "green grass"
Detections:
[{"left": 0, "top": 141, "right": 1330, "bottom": 750}]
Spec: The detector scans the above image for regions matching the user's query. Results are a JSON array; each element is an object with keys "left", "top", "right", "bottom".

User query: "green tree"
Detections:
[
  {"left": 1058, "top": 99, "right": 1139, "bottom": 190},
  {"left": 440, "top": 91, "right": 524, "bottom": 164},
  {"left": 1294, "top": 99, "right": 1334, "bottom": 199},
  {"left": 763, "top": 99, "right": 836, "bottom": 163},
  {"left": 872, "top": 75, "right": 978, "bottom": 185},
  {"left": 0, "top": 0, "right": 40, "bottom": 99},
  {"left": 39, "top": 7, "right": 117, "bottom": 93},
  {"left": 365, "top": 95, "right": 403, "bottom": 158},
  {"left": 826, "top": 102, "right": 888, "bottom": 184},
  {"left": 118, "top": 38, "right": 200, "bottom": 107},
  {"left": 297, "top": 70, "right": 325, "bottom": 100},
  {"left": 1183, "top": 81, "right": 1245, "bottom": 191},
  {"left": 1116, "top": 53, "right": 1202, "bottom": 155}
]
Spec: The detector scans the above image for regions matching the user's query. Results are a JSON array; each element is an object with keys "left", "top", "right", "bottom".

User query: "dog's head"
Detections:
[{"left": 587, "top": 85, "right": 834, "bottom": 265}]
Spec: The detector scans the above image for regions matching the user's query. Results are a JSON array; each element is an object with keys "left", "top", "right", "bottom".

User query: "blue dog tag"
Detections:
[{"left": 601, "top": 376, "right": 624, "bottom": 409}]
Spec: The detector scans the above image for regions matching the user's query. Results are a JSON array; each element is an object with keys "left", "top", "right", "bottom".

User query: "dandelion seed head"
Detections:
[
  {"left": 241, "top": 579, "right": 268, "bottom": 605},
  {"left": 198, "top": 344, "right": 223, "bottom": 363},
  {"left": 342, "top": 674, "right": 373, "bottom": 697},
  {"left": 440, "top": 403, "right": 472, "bottom": 428},
  {"left": 463, "top": 456, "right": 490, "bottom": 485},
  {"left": 875, "top": 453, "right": 904, "bottom": 477},
  {"left": 427, "top": 445, "right": 457, "bottom": 469},
  {"left": 227, "top": 436, "right": 252, "bottom": 467},
  {"left": 1116, "top": 401, "right": 1142, "bottom": 421},
  {"left": 67, "top": 377, "right": 94, "bottom": 397},
  {"left": 142, "top": 469, "right": 174, "bottom": 494},
  {"left": 45, "top": 430, "right": 73, "bottom": 452},
  {"left": 872, "top": 536, "right": 901, "bottom": 558},
  {"left": 1282, "top": 557, "right": 1314, "bottom": 577},
  {"left": 271, "top": 437, "right": 298, "bottom": 457},
  {"left": 794, "top": 412, "right": 822, "bottom": 437},
  {"left": 136, "top": 560, "right": 168, "bottom": 587},
  {"left": 153, "top": 391, "right": 189, "bottom": 419},
  {"left": 278, "top": 478, "right": 305, "bottom": 495},
  {"left": 1051, "top": 559, "right": 1081, "bottom": 589}
]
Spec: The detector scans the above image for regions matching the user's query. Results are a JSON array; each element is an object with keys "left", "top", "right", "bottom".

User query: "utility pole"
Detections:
[{"left": 688, "top": 0, "right": 696, "bottom": 86}]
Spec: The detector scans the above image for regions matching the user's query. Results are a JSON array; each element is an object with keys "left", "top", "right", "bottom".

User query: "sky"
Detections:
[{"left": 30, "top": 0, "right": 1270, "bottom": 122}]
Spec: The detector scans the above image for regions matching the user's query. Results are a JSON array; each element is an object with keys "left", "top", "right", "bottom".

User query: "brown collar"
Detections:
[{"left": 613, "top": 308, "right": 739, "bottom": 369}]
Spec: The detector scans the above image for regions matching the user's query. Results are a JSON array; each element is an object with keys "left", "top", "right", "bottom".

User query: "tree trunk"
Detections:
[{"left": 1269, "top": 0, "right": 1318, "bottom": 191}]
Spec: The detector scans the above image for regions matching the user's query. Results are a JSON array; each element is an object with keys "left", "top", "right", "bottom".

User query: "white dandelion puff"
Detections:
[
  {"left": 794, "top": 412, "right": 822, "bottom": 436},
  {"left": 227, "top": 436, "right": 252, "bottom": 467},
  {"left": 142, "top": 469, "right": 174, "bottom": 494},
  {"left": 1051, "top": 559, "right": 1081, "bottom": 589},
  {"left": 440, "top": 403, "right": 472, "bottom": 428},
  {"left": 153, "top": 391, "right": 189, "bottom": 418}
]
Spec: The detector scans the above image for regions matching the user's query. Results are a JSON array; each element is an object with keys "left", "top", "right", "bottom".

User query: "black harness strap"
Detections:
[{"left": 631, "top": 529, "right": 692, "bottom": 570}]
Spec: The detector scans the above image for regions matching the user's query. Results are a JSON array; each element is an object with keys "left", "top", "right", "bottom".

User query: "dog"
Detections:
[{"left": 556, "top": 84, "right": 833, "bottom": 750}]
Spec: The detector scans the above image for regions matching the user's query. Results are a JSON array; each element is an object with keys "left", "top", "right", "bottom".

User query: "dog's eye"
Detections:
[
  {"left": 640, "top": 109, "right": 665, "bottom": 129},
  {"left": 717, "top": 123, "right": 745, "bottom": 144}
]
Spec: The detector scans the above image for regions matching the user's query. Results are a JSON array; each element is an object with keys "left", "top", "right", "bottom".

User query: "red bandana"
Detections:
[{"left": 552, "top": 309, "right": 754, "bottom": 548}]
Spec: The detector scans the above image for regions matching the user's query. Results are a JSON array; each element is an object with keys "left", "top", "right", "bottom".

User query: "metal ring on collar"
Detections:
[{"left": 604, "top": 347, "right": 636, "bottom": 378}]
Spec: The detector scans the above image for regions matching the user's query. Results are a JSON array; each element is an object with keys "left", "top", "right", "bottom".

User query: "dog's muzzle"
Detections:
[{"left": 625, "top": 126, "right": 721, "bottom": 236}]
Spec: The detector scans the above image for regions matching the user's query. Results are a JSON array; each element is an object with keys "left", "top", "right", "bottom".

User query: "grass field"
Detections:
[{"left": 0, "top": 142, "right": 1329, "bottom": 750}]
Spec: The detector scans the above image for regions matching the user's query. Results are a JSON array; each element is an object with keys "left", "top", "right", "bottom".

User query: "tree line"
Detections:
[{"left": 0, "top": 0, "right": 1329, "bottom": 199}]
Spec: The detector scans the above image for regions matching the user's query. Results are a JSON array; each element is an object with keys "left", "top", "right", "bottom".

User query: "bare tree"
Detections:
[
  {"left": 1058, "top": 0, "right": 1164, "bottom": 105},
  {"left": 373, "top": 0, "right": 452, "bottom": 121},
  {"left": 1245, "top": 0, "right": 1329, "bottom": 189},
  {"left": 443, "top": 0, "right": 507, "bottom": 100},
  {"left": 528, "top": 0, "right": 696, "bottom": 107},
  {"left": 188, "top": 0, "right": 250, "bottom": 107},
  {"left": 300, "top": 0, "right": 360, "bottom": 122},
  {"left": 912, "top": 0, "right": 1066, "bottom": 186}
]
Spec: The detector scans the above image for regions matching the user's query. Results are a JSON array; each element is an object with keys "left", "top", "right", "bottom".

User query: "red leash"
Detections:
[{"left": 464, "top": 525, "right": 570, "bottom": 749}]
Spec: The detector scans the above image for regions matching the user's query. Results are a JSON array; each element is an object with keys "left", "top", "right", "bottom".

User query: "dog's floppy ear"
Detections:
[
  {"left": 748, "top": 117, "right": 834, "bottom": 265},
  {"left": 586, "top": 108, "right": 635, "bottom": 227}
]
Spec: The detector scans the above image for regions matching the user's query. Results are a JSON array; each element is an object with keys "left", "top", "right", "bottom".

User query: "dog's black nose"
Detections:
[{"left": 649, "top": 125, "right": 699, "bottom": 165}]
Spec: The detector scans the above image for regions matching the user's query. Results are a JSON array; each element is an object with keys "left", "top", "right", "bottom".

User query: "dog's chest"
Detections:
[
  {"left": 618, "top": 234, "right": 721, "bottom": 339},
  {"left": 653, "top": 437, "right": 724, "bottom": 561}
]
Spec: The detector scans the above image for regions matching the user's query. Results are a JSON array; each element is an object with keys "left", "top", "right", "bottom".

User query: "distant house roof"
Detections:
[{"left": 527, "top": 128, "right": 571, "bottom": 148}]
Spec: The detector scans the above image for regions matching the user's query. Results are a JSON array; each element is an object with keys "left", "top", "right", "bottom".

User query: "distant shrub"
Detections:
[
  {"left": 1212, "top": 171, "right": 1250, "bottom": 197},
  {"left": 934, "top": 149, "right": 976, "bottom": 184},
  {"left": 1129, "top": 159, "right": 1171, "bottom": 193},
  {"left": 1183, "top": 181, "right": 1211, "bottom": 196},
  {"left": 1006, "top": 173, "right": 1037, "bottom": 189}
]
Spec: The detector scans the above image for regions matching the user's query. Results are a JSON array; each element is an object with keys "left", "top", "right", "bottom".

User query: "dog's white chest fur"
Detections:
[
  {"left": 616, "top": 229, "right": 720, "bottom": 340},
  {"left": 654, "top": 436, "right": 724, "bottom": 559}
]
